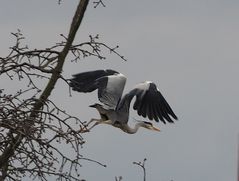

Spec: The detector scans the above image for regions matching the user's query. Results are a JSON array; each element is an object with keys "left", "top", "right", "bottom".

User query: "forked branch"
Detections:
[{"left": 133, "top": 158, "right": 147, "bottom": 181}]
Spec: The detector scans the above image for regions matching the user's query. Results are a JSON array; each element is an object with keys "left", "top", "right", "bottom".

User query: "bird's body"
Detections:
[
  {"left": 89, "top": 103, "right": 142, "bottom": 134},
  {"left": 70, "top": 69, "right": 177, "bottom": 134}
]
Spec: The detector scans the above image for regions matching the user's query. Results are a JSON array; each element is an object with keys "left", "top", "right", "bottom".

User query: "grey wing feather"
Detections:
[
  {"left": 96, "top": 73, "right": 126, "bottom": 109},
  {"left": 118, "top": 81, "right": 177, "bottom": 123},
  {"left": 69, "top": 69, "right": 126, "bottom": 109}
]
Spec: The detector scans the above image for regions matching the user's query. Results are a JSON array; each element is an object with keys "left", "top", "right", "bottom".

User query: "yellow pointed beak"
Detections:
[{"left": 152, "top": 126, "right": 160, "bottom": 132}]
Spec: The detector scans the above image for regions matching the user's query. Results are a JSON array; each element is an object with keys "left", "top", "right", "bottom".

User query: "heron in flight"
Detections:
[{"left": 69, "top": 69, "right": 177, "bottom": 134}]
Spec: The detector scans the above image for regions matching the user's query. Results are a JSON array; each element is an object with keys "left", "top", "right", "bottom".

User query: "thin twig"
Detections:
[{"left": 133, "top": 158, "right": 147, "bottom": 181}]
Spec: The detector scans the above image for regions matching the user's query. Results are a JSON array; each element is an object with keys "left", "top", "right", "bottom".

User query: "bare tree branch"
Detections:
[
  {"left": 0, "top": 0, "right": 90, "bottom": 180},
  {"left": 0, "top": 0, "right": 126, "bottom": 180},
  {"left": 93, "top": 0, "right": 106, "bottom": 8},
  {"left": 133, "top": 158, "right": 147, "bottom": 181}
]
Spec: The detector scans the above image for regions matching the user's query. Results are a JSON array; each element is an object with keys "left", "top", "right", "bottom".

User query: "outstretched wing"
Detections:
[
  {"left": 118, "top": 81, "right": 177, "bottom": 123},
  {"left": 69, "top": 69, "right": 127, "bottom": 109}
]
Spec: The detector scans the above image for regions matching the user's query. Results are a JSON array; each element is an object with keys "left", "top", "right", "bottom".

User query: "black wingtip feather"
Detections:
[{"left": 160, "top": 94, "right": 178, "bottom": 121}]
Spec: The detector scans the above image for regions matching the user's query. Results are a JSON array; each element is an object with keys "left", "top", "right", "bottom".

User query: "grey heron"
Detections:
[{"left": 69, "top": 69, "right": 177, "bottom": 134}]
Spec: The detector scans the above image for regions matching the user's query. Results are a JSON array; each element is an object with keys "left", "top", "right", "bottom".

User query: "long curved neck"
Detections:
[{"left": 122, "top": 122, "right": 144, "bottom": 134}]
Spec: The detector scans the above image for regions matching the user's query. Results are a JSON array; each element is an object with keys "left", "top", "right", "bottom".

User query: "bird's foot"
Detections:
[
  {"left": 78, "top": 121, "right": 90, "bottom": 133},
  {"left": 78, "top": 118, "right": 100, "bottom": 133},
  {"left": 79, "top": 125, "right": 90, "bottom": 133}
]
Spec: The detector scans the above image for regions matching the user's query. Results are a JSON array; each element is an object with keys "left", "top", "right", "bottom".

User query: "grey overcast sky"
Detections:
[{"left": 1, "top": 0, "right": 239, "bottom": 181}]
